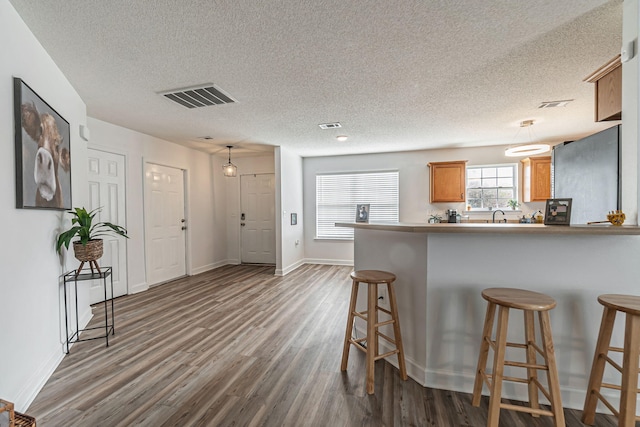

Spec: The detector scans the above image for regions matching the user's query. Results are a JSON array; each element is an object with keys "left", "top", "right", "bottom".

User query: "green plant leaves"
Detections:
[{"left": 56, "top": 207, "right": 128, "bottom": 254}]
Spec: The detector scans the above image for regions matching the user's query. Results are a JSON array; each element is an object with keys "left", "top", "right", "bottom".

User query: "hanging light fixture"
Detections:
[
  {"left": 504, "top": 120, "right": 551, "bottom": 157},
  {"left": 222, "top": 145, "right": 237, "bottom": 177}
]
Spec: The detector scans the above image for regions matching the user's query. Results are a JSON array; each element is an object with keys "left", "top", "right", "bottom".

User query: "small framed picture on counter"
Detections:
[
  {"left": 355, "top": 204, "right": 370, "bottom": 223},
  {"left": 544, "top": 198, "right": 572, "bottom": 225}
]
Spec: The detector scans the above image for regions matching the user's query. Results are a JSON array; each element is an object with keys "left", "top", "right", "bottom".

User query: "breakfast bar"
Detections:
[{"left": 337, "top": 222, "right": 640, "bottom": 411}]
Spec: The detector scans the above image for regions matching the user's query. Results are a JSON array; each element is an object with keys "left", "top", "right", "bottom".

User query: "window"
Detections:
[
  {"left": 466, "top": 164, "right": 517, "bottom": 209},
  {"left": 316, "top": 171, "right": 399, "bottom": 239}
]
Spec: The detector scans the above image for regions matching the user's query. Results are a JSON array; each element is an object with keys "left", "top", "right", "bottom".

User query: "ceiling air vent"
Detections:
[
  {"left": 159, "top": 84, "right": 236, "bottom": 109},
  {"left": 318, "top": 122, "right": 342, "bottom": 129},
  {"left": 538, "top": 100, "right": 573, "bottom": 109}
]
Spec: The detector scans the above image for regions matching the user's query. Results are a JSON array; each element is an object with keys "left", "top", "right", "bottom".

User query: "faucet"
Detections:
[{"left": 492, "top": 209, "right": 506, "bottom": 223}]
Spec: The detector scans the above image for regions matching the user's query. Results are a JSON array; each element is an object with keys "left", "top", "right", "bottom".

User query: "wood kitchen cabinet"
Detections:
[
  {"left": 428, "top": 160, "right": 467, "bottom": 203},
  {"left": 521, "top": 156, "right": 551, "bottom": 202},
  {"left": 584, "top": 55, "right": 621, "bottom": 122}
]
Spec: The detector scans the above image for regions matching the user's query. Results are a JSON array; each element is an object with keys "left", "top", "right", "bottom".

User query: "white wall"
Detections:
[
  {"left": 216, "top": 154, "right": 275, "bottom": 264},
  {"left": 622, "top": 0, "right": 639, "bottom": 223},
  {"left": 88, "top": 118, "right": 222, "bottom": 287},
  {"left": 303, "top": 145, "right": 551, "bottom": 264},
  {"left": 0, "top": 0, "right": 88, "bottom": 410},
  {"left": 276, "top": 147, "right": 305, "bottom": 275}
]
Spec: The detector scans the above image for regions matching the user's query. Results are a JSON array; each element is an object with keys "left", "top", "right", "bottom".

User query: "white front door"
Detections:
[
  {"left": 87, "top": 149, "right": 128, "bottom": 303},
  {"left": 240, "top": 173, "right": 276, "bottom": 264},
  {"left": 144, "top": 163, "right": 187, "bottom": 286}
]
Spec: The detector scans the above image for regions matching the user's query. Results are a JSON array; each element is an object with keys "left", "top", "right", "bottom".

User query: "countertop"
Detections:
[{"left": 336, "top": 221, "right": 640, "bottom": 235}]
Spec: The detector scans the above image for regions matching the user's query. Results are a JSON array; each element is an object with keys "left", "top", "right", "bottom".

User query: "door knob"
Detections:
[
  {"left": 241, "top": 223, "right": 245, "bottom": 227},
  {"left": 181, "top": 219, "right": 186, "bottom": 223},
  {"left": 181, "top": 226, "right": 187, "bottom": 230}
]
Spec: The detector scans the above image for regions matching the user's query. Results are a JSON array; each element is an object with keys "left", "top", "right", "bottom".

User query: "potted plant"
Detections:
[
  {"left": 428, "top": 213, "right": 442, "bottom": 223},
  {"left": 56, "top": 207, "right": 128, "bottom": 275},
  {"left": 507, "top": 199, "right": 520, "bottom": 210}
]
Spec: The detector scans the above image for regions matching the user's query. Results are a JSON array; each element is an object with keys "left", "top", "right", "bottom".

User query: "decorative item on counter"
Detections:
[
  {"left": 535, "top": 210, "right": 544, "bottom": 223},
  {"left": 355, "top": 204, "right": 370, "bottom": 223},
  {"left": 587, "top": 210, "right": 626, "bottom": 226},
  {"left": 607, "top": 210, "right": 626, "bottom": 226},
  {"left": 543, "top": 198, "right": 572, "bottom": 225},
  {"left": 466, "top": 204, "right": 471, "bottom": 211},
  {"left": 507, "top": 199, "right": 520, "bottom": 210},
  {"left": 428, "top": 213, "right": 442, "bottom": 223}
]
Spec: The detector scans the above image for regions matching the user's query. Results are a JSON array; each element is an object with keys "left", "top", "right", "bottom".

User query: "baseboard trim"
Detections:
[
  {"left": 15, "top": 308, "right": 93, "bottom": 412},
  {"left": 191, "top": 260, "right": 228, "bottom": 276},
  {"left": 276, "top": 259, "right": 306, "bottom": 276},
  {"left": 303, "top": 258, "right": 353, "bottom": 266},
  {"left": 129, "top": 281, "right": 148, "bottom": 294}
]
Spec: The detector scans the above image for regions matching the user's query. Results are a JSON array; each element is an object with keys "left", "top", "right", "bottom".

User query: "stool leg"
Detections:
[
  {"left": 472, "top": 301, "right": 497, "bottom": 406},
  {"left": 341, "top": 280, "right": 359, "bottom": 371},
  {"left": 487, "top": 305, "right": 509, "bottom": 427},
  {"left": 524, "top": 310, "right": 540, "bottom": 417},
  {"left": 366, "top": 282, "right": 378, "bottom": 394},
  {"left": 619, "top": 313, "right": 640, "bottom": 427},
  {"left": 387, "top": 281, "right": 407, "bottom": 380},
  {"left": 538, "top": 311, "right": 565, "bottom": 427},
  {"left": 582, "top": 306, "right": 616, "bottom": 425}
]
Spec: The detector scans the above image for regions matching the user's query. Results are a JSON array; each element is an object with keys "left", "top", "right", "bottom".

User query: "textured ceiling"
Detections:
[{"left": 8, "top": 0, "right": 623, "bottom": 157}]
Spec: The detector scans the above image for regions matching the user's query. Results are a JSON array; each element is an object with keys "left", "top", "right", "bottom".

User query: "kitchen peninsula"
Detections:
[{"left": 337, "top": 221, "right": 640, "bottom": 410}]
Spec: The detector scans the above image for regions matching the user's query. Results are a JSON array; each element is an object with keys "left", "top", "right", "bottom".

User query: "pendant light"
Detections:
[
  {"left": 223, "top": 145, "right": 237, "bottom": 177},
  {"left": 504, "top": 120, "right": 550, "bottom": 157}
]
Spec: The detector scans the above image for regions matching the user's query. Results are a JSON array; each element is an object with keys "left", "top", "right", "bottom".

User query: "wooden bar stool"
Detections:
[
  {"left": 341, "top": 270, "right": 407, "bottom": 394},
  {"left": 582, "top": 294, "right": 640, "bottom": 426},
  {"left": 472, "top": 288, "right": 565, "bottom": 427}
]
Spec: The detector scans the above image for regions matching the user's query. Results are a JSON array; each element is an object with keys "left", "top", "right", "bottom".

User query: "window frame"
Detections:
[{"left": 466, "top": 163, "right": 518, "bottom": 211}]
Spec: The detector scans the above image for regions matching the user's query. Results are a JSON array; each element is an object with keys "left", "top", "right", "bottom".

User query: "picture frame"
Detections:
[
  {"left": 355, "top": 204, "right": 370, "bottom": 223},
  {"left": 544, "top": 198, "right": 572, "bottom": 225},
  {"left": 291, "top": 213, "right": 297, "bottom": 225},
  {"left": 14, "top": 77, "right": 71, "bottom": 210}
]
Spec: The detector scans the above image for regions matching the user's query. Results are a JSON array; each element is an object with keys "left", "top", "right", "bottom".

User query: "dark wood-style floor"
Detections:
[{"left": 28, "top": 264, "right": 619, "bottom": 426}]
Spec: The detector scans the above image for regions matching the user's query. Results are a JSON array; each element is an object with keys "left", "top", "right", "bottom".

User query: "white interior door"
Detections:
[
  {"left": 87, "top": 149, "right": 127, "bottom": 303},
  {"left": 241, "top": 173, "right": 276, "bottom": 264},
  {"left": 144, "top": 163, "right": 187, "bottom": 286}
]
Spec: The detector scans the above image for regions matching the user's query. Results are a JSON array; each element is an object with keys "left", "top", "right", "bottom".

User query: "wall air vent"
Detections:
[
  {"left": 538, "top": 100, "right": 573, "bottom": 109},
  {"left": 159, "top": 84, "right": 236, "bottom": 109},
  {"left": 318, "top": 122, "right": 342, "bottom": 129}
]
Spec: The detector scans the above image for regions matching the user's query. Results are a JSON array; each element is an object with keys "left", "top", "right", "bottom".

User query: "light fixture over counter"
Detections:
[
  {"left": 223, "top": 145, "right": 237, "bottom": 177},
  {"left": 504, "top": 120, "right": 550, "bottom": 157}
]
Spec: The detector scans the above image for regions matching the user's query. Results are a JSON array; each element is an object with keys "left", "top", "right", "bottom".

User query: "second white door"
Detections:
[
  {"left": 87, "top": 149, "right": 128, "bottom": 304},
  {"left": 144, "top": 163, "right": 187, "bottom": 286},
  {"left": 241, "top": 173, "right": 276, "bottom": 264}
]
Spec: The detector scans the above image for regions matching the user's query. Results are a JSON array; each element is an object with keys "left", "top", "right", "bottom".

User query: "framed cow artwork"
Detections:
[{"left": 14, "top": 78, "right": 71, "bottom": 210}]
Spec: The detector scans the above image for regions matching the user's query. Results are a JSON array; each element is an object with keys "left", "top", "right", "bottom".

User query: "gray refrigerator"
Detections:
[{"left": 552, "top": 125, "right": 620, "bottom": 225}]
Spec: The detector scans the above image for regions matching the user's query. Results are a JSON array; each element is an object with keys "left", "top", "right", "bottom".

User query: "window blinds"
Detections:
[{"left": 316, "top": 171, "right": 399, "bottom": 239}]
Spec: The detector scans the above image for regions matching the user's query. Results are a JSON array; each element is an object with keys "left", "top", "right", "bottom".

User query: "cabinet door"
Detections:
[
  {"left": 522, "top": 156, "right": 551, "bottom": 202},
  {"left": 429, "top": 161, "right": 467, "bottom": 202}
]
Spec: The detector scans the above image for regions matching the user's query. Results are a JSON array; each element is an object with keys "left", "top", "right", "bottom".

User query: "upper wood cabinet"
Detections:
[
  {"left": 521, "top": 156, "right": 551, "bottom": 202},
  {"left": 584, "top": 55, "right": 621, "bottom": 122},
  {"left": 428, "top": 161, "right": 467, "bottom": 203}
]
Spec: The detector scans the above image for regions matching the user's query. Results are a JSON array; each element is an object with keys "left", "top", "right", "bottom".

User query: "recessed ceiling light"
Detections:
[{"left": 336, "top": 135, "right": 348, "bottom": 142}]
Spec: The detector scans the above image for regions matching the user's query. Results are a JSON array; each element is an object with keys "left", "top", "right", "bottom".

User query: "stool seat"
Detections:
[
  {"left": 482, "top": 288, "right": 556, "bottom": 311},
  {"left": 597, "top": 294, "right": 640, "bottom": 316},
  {"left": 350, "top": 270, "right": 396, "bottom": 284}
]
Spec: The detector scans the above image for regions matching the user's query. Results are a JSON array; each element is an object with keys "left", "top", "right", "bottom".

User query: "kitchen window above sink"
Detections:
[{"left": 466, "top": 164, "right": 518, "bottom": 210}]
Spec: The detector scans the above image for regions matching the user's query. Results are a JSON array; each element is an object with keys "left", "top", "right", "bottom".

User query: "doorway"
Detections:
[
  {"left": 144, "top": 163, "right": 187, "bottom": 286},
  {"left": 87, "top": 149, "right": 128, "bottom": 303},
  {"left": 240, "top": 173, "right": 276, "bottom": 264}
]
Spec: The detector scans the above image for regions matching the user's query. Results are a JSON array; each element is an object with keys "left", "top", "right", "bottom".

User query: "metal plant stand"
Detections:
[{"left": 62, "top": 267, "right": 114, "bottom": 354}]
